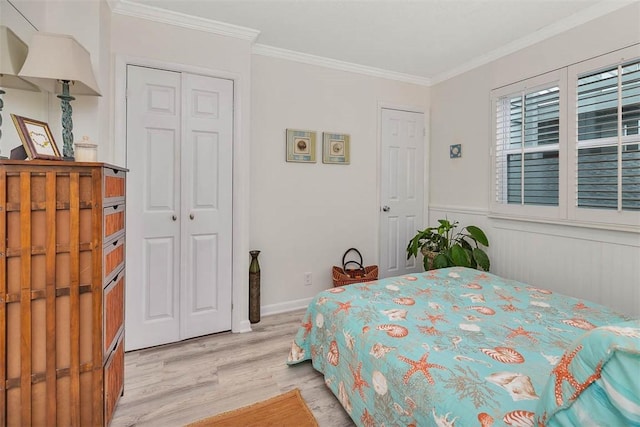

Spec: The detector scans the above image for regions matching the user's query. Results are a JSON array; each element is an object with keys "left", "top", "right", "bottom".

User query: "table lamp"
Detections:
[{"left": 19, "top": 32, "right": 101, "bottom": 159}]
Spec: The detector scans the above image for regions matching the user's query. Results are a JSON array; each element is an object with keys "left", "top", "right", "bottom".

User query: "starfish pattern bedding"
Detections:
[{"left": 287, "top": 267, "right": 634, "bottom": 426}]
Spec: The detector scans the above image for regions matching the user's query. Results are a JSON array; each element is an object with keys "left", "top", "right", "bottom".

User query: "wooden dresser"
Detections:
[{"left": 0, "top": 160, "right": 127, "bottom": 426}]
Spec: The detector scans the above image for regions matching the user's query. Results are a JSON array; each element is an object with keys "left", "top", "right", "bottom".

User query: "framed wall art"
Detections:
[
  {"left": 11, "top": 114, "right": 62, "bottom": 160},
  {"left": 322, "top": 132, "right": 350, "bottom": 165},
  {"left": 450, "top": 143, "right": 462, "bottom": 158},
  {"left": 286, "top": 129, "right": 316, "bottom": 163}
]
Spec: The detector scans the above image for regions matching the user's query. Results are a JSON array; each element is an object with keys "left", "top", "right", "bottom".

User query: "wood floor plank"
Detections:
[{"left": 110, "top": 309, "right": 354, "bottom": 427}]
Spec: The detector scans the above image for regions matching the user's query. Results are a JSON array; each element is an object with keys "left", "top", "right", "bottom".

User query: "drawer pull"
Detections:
[
  {"left": 113, "top": 240, "right": 118, "bottom": 246},
  {"left": 172, "top": 215, "right": 177, "bottom": 221},
  {"left": 112, "top": 205, "right": 119, "bottom": 210}
]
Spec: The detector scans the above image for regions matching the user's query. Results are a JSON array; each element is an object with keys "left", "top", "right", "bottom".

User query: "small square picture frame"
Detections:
[
  {"left": 449, "top": 143, "right": 462, "bottom": 159},
  {"left": 322, "top": 132, "right": 350, "bottom": 165},
  {"left": 286, "top": 129, "right": 316, "bottom": 163},
  {"left": 11, "top": 114, "right": 62, "bottom": 160}
]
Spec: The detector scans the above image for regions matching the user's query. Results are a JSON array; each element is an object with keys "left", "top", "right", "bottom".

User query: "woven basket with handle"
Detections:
[{"left": 332, "top": 248, "right": 378, "bottom": 287}]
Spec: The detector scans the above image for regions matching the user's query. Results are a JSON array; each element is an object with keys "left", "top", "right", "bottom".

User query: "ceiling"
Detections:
[{"left": 123, "top": 0, "right": 630, "bottom": 83}]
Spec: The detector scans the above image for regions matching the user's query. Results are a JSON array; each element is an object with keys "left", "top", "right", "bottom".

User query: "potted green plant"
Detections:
[{"left": 406, "top": 219, "right": 490, "bottom": 271}]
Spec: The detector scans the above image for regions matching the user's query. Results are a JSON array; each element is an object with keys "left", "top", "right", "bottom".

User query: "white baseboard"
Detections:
[
  {"left": 233, "top": 319, "right": 253, "bottom": 333},
  {"left": 262, "top": 297, "right": 314, "bottom": 317}
]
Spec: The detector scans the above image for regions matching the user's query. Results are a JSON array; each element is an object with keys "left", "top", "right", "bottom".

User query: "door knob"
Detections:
[
  {"left": 382, "top": 205, "right": 391, "bottom": 212},
  {"left": 172, "top": 215, "right": 177, "bottom": 221},
  {"left": 189, "top": 213, "right": 194, "bottom": 220}
]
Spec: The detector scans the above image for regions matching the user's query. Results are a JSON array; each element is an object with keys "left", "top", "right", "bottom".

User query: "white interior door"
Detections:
[
  {"left": 379, "top": 108, "right": 425, "bottom": 278},
  {"left": 126, "top": 65, "right": 182, "bottom": 350},
  {"left": 180, "top": 73, "right": 233, "bottom": 339},
  {"left": 126, "top": 65, "right": 233, "bottom": 351}
]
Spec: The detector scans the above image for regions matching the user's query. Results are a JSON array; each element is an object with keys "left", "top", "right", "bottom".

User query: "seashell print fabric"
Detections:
[
  {"left": 535, "top": 319, "right": 640, "bottom": 426},
  {"left": 287, "top": 267, "right": 634, "bottom": 426}
]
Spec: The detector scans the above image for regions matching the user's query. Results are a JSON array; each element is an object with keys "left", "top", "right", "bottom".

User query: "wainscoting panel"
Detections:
[{"left": 429, "top": 206, "right": 640, "bottom": 317}]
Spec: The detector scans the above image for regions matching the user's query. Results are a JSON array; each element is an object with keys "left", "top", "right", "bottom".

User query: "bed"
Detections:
[{"left": 287, "top": 267, "right": 639, "bottom": 426}]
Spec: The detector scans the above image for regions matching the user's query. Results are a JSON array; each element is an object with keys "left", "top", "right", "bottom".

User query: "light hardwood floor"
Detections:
[{"left": 110, "top": 309, "right": 355, "bottom": 427}]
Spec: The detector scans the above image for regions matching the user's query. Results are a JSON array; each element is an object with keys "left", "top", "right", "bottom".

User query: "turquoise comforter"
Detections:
[{"left": 287, "top": 267, "right": 634, "bottom": 426}]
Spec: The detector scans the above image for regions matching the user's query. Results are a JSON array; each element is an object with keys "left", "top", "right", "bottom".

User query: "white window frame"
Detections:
[
  {"left": 491, "top": 45, "right": 640, "bottom": 231},
  {"left": 490, "top": 69, "right": 568, "bottom": 221},
  {"left": 567, "top": 45, "right": 640, "bottom": 228}
]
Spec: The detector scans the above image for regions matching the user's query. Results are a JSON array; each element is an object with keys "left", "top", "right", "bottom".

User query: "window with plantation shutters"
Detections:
[
  {"left": 491, "top": 45, "right": 639, "bottom": 228},
  {"left": 495, "top": 85, "right": 560, "bottom": 206},
  {"left": 576, "top": 60, "right": 640, "bottom": 211}
]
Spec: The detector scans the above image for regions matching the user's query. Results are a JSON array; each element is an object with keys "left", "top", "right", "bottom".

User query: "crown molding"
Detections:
[
  {"left": 253, "top": 44, "right": 431, "bottom": 87},
  {"left": 108, "top": 0, "right": 630, "bottom": 87},
  {"left": 108, "top": 0, "right": 260, "bottom": 42},
  {"left": 430, "top": 0, "right": 636, "bottom": 85}
]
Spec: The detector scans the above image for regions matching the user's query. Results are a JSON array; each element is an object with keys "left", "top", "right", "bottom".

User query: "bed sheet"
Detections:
[{"left": 287, "top": 267, "right": 631, "bottom": 426}]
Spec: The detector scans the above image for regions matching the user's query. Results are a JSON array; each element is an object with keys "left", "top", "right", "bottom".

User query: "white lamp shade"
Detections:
[
  {"left": 19, "top": 32, "right": 101, "bottom": 96},
  {"left": 0, "top": 26, "right": 40, "bottom": 91}
]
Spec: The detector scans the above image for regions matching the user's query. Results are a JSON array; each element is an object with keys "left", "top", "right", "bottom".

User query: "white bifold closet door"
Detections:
[{"left": 125, "top": 65, "right": 233, "bottom": 351}]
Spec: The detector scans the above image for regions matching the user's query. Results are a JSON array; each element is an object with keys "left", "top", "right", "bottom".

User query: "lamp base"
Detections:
[
  {"left": 62, "top": 156, "right": 75, "bottom": 162},
  {"left": 58, "top": 81, "right": 75, "bottom": 159}
]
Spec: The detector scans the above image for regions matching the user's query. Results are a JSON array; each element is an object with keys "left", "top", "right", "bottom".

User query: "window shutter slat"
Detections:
[
  {"left": 496, "top": 86, "right": 559, "bottom": 206},
  {"left": 577, "top": 60, "right": 640, "bottom": 211},
  {"left": 622, "top": 145, "right": 640, "bottom": 210}
]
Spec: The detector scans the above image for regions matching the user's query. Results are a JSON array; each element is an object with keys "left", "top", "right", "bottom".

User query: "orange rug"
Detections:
[{"left": 186, "top": 389, "right": 319, "bottom": 427}]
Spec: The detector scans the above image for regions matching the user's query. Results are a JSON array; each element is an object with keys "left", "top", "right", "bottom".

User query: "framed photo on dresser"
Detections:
[{"left": 11, "top": 114, "right": 62, "bottom": 160}]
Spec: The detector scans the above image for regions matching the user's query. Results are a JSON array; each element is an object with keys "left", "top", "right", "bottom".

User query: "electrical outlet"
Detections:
[{"left": 304, "top": 272, "right": 312, "bottom": 286}]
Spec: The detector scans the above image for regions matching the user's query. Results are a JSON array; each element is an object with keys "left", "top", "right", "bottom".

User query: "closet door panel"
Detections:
[
  {"left": 190, "top": 234, "right": 218, "bottom": 311},
  {"left": 125, "top": 65, "right": 182, "bottom": 350},
  {"left": 144, "top": 238, "right": 177, "bottom": 319},
  {"left": 181, "top": 73, "right": 233, "bottom": 339}
]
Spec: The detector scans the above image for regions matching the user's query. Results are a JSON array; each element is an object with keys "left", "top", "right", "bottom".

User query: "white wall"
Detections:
[
  {"left": 40, "top": 0, "right": 103, "bottom": 157},
  {"left": 5, "top": 0, "right": 431, "bottom": 327},
  {"left": 429, "top": 3, "right": 640, "bottom": 317},
  {"left": 1, "top": 0, "right": 109, "bottom": 159},
  {"left": 0, "top": 0, "right": 48, "bottom": 155},
  {"left": 251, "top": 54, "right": 430, "bottom": 312},
  {"left": 6, "top": 0, "right": 637, "bottom": 319}
]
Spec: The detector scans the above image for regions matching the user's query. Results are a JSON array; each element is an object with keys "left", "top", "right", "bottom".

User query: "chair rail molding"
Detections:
[{"left": 429, "top": 204, "right": 489, "bottom": 216}]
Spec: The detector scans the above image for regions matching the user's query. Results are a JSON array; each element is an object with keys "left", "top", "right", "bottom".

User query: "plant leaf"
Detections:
[
  {"left": 465, "top": 248, "right": 477, "bottom": 269},
  {"left": 466, "top": 226, "right": 489, "bottom": 247},
  {"left": 433, "top": 253, "right": 449, "bottom": 269},
  {"left": 407, "top": 229, "right": 428, "bottom": 258},
  {"left": 406, "top": 240, "right": 415, "bottom": 259},
  {"left": 450, "top": 244, "right": 471, "bottom": 267},
  {"left": 473, "top": 248, "right": 490, "bottom": 271},
  {"left": 423, "top": 255, "right": 430, "bottom": 270},
  {"left": 459, "top": 238, "right": 473, "bottom": 251}
]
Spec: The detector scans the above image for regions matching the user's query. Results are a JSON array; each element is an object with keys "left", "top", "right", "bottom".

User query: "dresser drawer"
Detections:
[
  {"left": 104, "top": 203, "right": 126, "bottom": 243},
  {"left": 104, "top": 334, "right": 124, "bottom": 426},
  {"left": 104, "top": 237, "right": 125, "bottom": 282},
  {"left": 103, "top": 167, "right": 126, "bottom": 206},
  {"left": 104, "top": 269, "right": 125, "bottom": 355}
]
